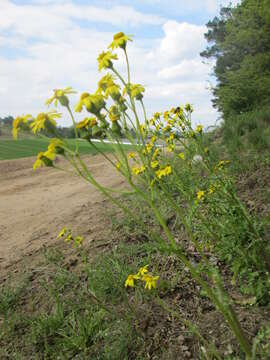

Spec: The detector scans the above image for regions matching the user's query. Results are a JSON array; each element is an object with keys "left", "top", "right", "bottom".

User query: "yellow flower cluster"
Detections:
[
  {"left": 125, "top": 265, "right": 159, "bottom": 290},
  {"left": 197, "top": 190, "right": 205, "bottom": 201},
  {"left": 57, "top": 227, "right": 83, "bottom": 248},
  {"left": 155, "top": 165, "right": 172, "bottom": 179},
  {"left": 12, "top": 111, "right": 61, "bottom": 140},
  {"left": 216, "top": 160, "right": 230, "bottom": 170},
  {"left": 132, "top": 165, "right": 146, "bottom": 175},
  {"left": 151, "top": 160, "right": 159, "bottom": 169},
  {"left": 97, "top": 74, "right": 121, "bottom": 101},
  {"left": 128, "top": 152, "right": 136, "bottom": 159}
]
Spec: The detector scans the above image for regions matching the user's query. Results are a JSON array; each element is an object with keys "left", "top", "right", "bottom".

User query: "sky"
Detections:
[{"left": 0, "top": 0, "right": 240, "bottom": 128}]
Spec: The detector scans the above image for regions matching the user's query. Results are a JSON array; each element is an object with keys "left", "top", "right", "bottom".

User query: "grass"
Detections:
[
  {"left": 1, "top": 215, "right": 269, "bottom": 359},
  {"left": 0, "top": 138, "right": 128, "bottom": 160}
]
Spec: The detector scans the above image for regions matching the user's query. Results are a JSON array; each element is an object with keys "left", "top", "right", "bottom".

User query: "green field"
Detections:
[{"left": 0, "top": 138, "right": 119, "bottom": 160}]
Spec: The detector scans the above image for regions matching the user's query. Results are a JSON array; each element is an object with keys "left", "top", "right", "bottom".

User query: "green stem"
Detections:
[
  {"left": 67, "top": 105, "right": 79, "bottom": 154},
  {"left": 124, "top": 48, "right": 131, "bottom": 84}
]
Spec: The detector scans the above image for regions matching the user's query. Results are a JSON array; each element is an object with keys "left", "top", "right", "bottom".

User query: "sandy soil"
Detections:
[{"left": 0, "top": 154, "right": 125, "bottom": 271}]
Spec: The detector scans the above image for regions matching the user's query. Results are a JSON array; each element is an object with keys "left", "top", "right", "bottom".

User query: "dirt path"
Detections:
[{"left": 0, "top": 154, "right": 124, "bottom": 271}]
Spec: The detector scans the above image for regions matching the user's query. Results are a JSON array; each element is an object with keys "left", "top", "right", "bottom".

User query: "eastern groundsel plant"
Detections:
[{"left": 13, "top": 31, "right": 269, "bottom": 358}]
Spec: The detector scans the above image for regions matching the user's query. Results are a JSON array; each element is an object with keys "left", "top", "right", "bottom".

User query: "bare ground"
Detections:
[{"left": 0, "top": 154, "right": 124, "bottom": 274}]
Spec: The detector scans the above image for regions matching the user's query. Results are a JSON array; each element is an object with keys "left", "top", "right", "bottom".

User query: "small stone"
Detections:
[{"left": 177, "top": 335, "right": 185, "bottom": 343}]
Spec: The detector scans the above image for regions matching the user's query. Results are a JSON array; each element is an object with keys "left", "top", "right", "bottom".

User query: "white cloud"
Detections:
[
  {"left": 154, "top": 21, "right": 206, "bottom": 62},
  {"left": 0, "top": 1, "right": 219, "bottom": 128},
  {"left": 0, "top": 1, "right": 165, "bottom": 39}
]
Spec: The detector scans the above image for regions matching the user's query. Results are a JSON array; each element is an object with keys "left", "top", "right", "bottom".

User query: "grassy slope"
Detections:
[{"left": 0, "top": 138, "right": 117, "bottom": 160}]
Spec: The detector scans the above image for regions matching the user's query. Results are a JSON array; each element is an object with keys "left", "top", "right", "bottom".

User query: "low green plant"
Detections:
[{"left": 12, "top": 31, "right": 270, "bottom": 358}]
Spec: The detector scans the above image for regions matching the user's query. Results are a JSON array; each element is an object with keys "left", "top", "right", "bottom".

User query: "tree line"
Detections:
[{"left": 201, "top": 0, "right": 270, "bottom": 124}]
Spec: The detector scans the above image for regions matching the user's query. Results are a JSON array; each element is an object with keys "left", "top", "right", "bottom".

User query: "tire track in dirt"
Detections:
[{"left": 0, "top": 154, "right": 125, "bottom": 270}]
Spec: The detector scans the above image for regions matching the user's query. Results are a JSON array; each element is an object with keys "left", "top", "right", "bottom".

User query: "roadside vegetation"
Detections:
[{"left": 0, "top": 0, "right": 269, "bottom": 358}]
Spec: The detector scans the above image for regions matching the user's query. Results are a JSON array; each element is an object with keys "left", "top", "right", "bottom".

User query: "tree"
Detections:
[{"left": 201, "top": 0, "right": 270, "bottom": 119}]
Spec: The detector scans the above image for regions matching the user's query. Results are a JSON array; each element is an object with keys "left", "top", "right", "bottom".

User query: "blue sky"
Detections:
[{"left": 0, "top": 0, "right": 239, "bottom": 128}]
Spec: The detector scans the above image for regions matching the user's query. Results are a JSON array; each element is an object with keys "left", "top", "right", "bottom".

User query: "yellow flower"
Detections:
[
  {"left": 125, "top": 274, "right": 140, "bottom": 288},
  {"left": 57, "top": 227, "right": 67, "bottom": 238},
  {"left": 109, "top": 105, "right": 120, "bottom": 122},
  {"left": 162, "top": 124, "right": 172, "bottom": 133},
  {"left": 123, "top": 84, "right": 145, "bottom": 100},
  {"left": 74, "top": 92, "right": 90, "bottom": 112},
  {"left": 97, "top": 74, "right": 121, "bottom": 101},
  {"left": 74, "top": 236, "right": 83, "bottom": 247},
  {"left": 216, "top": 160, "right": 230, "bottom": 170},
  {"left": 48, "top": 138, "right": 64, "bottom": 154},
  {"left": 153, "top": 112, "right": 161, "bottom": 119},
  {"left": 76, "top": 117, "right": 97, "bottom": 129},
  {"left": 209, "top": 185, "right": 215, "bottom": 194},
  {"left": 137, "top": 265, "right": 149, "bottom": 277},
  {"left": 151, "top": 160, "right": 159, "bottom": 169},
  {"left": 105, "top": 84, "right": 121, "bottom": 101},
  {"left": 196, "top": 124, "right": 203, "bottom": 133},
  {"left": 167, "top": 145, "right": 175, "bottom": 153},
  {"left": 178, "top": 152, "right": 185, "bottom": 160},
  {"left": 12, "top": 114, "right": 32, "bottom": 139},
  {"left": 142, "top": 274, "right": 159, "bottom": 290},
  {"left": 132, "top": 165, "right": 146, "bottom": 175},
  {"left": 128, "top": 152, "right": 136, "bottom": 159},
  {"left": 45, "top": 87, "right": 76, "bottom": 107},
  {"left": 151, "top": 135, "right": 157, "bottom": 143},
  {"left": 33, "top": 150, "right": 55, "bottom": 170},
  {"left": 149, "top": 118, "right": 155, "bottom": 126},
  {"left": 30, "top": 111, "right": 61, "bottom": 134},
  {"left": 156, "top": 165, "right": 172, "bottom": 179},
  {"left": 163, "top": 111, "right": 170, "bottom": 120},
  {"left": 108, "top": 32, "right": 132, "bottom": 50},
  {"left": 97, "top": 74, "right": 116, "bottom": 92},
  {"left": 140, "top": 124, "right": 146, "bottom": 135},
  {"left": 75, "top": 93, "right": 105, "bottom": 115},
  {"left": 97, "top": 51, "right": 118, "bottom": 71},
  {"left": 155, "top": 124, "right": 161, "bottom": 131},
  {"left": 168, "top": 118, "right": 176, "bottom": 125},
  {"left": 152, "top": 148, "right": 160, "bottom": 159},
  {"left": 65, "top": 234, "right": 73, "bottom": 242},
  {"left": 197, "top": 190, "right": 205, "bottom": 201},
  {"left": 143, "top": 142, "right": 153, "bottom": 154},
  {"left": 115, "top": 161, "right": 121, "bottom": 170}
]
